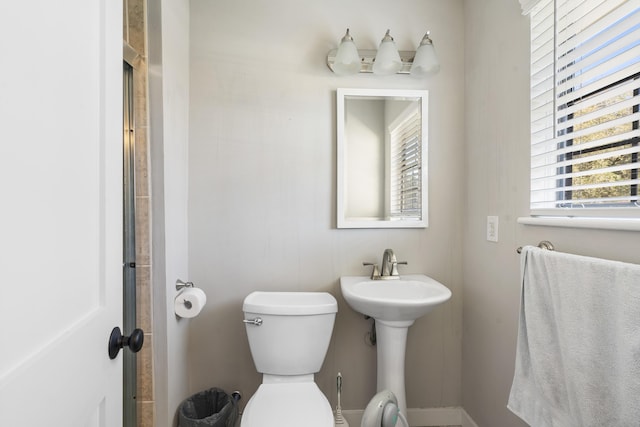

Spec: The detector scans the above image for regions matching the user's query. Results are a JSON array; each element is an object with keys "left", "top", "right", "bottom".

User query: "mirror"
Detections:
[{"left": 337, "top": 88, "right": 428, "bottom": 228}]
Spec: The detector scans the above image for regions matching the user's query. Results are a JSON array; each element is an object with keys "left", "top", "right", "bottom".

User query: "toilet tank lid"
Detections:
[{"left": 243, "top": 292, "right": 338, "bottom": 315}]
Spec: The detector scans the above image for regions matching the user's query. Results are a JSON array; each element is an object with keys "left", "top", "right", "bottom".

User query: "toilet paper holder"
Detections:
[
  {"left": 176, "top": 279, "right": 194, "bottom": 291},
  {"left": 174, "top": 280, "right": 207, "bottom": 317}
]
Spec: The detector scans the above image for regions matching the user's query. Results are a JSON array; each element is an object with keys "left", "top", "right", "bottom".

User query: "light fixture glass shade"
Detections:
[
  {"left": 372, "top": 30, "right": 402, "bottom": 76},
  {"left": 410, "top": 32, "right": 440, "bottom": 78},
  {"left": 332, "top": 29, "right": 361, "bottom": 75}
]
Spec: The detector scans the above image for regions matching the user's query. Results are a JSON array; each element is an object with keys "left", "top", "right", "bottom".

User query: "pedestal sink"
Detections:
[{"left": 340, "top": 274, "right": 451, "bottom": 421}]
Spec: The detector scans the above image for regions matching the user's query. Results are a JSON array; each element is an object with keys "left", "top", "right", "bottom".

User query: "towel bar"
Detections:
[{"left": 516, "top": 240, "right": 555, "bottom": 254}]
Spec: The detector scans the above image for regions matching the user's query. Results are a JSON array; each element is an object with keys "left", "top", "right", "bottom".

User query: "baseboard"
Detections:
[
  {"left": 339, "top": 407, "right": 479, "bottom": 427},
  {"left": 460, "top": 408, "right": 480, "bottom": 427}
]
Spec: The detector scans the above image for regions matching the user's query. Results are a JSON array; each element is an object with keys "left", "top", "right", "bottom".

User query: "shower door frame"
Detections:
[{"left": 123, "top": 60, "right": 138, "bottom": 427}]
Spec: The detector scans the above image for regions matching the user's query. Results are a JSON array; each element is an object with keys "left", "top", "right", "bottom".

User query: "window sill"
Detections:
[{"left": 517, "top": 216, "right": 640, "bottom": 231}]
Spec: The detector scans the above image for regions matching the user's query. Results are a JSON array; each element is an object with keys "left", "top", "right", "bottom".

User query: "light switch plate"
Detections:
[{"left": 487, "top": 216, "right": 499, "bottom": 242}]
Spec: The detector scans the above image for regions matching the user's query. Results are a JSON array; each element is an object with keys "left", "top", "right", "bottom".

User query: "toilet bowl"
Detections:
[{"left": 241, "top": 291, "right": 338, "bottom": 427}]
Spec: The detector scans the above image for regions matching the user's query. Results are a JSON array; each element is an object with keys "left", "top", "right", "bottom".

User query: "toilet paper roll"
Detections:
[{"left": 174, "top": 287, "right": 207, "bottom": 318}]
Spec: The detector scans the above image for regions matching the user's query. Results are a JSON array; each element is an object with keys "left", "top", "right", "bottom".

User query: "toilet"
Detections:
[{"left": 241, "top": 291, "right": 338, "bottom": 427}]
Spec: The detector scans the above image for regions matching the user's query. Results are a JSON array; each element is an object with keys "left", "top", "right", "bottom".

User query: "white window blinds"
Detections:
[
  {"left": 529, "top": 0, "right": 640, "bottom": 216},
  {"left": 389, "top": 107, "right": 422, "bottom": 219}
]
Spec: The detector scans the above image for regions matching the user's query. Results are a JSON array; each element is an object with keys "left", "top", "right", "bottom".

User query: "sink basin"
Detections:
[{"left": 340, "top": 274, "right": 451, "bottom": 322}]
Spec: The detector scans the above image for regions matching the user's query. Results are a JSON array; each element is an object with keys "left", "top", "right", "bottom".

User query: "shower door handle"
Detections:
[{"left": 108, "top": 326, "right": 144, "bottom": 359}]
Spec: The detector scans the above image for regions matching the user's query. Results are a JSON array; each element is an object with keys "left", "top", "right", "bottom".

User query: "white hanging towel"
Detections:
[{"left": 508, "top": 246, "right": 640, "bottom": 427}]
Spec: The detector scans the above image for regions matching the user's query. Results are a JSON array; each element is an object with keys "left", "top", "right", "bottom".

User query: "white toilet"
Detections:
[{"left": 241, "top": 291, "right": 338, "bottom": 427}]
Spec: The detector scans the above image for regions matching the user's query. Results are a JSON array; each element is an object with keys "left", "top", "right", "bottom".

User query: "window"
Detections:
[{"left": 528, "top": 0, "right": 640, "bottom": 217}]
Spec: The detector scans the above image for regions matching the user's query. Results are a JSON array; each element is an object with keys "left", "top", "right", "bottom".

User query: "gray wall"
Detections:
[
  {"left": 462, "top": 0, "right": 640, "bottom": 426},
  {"left": 148, "top": 0, "right": 191, "bottom": 425},
  {"left": 187, "top": 0, "right": 465, "bottom": 413}
]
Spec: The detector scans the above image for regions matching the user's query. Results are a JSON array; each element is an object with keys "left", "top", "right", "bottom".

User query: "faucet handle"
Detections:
[
  {"left": 390, "top": 261, "right": 408, "bottom": 276},
  {"left": 363, "top": 262, "right": 380, "bottom": 279}
]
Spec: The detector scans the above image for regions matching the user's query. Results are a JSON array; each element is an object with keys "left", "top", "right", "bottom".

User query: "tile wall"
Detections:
[{"left": 124, "top": 0, "right": 154, "bottom": 426}]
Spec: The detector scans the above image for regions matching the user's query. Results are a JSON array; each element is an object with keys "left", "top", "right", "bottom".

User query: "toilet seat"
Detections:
[{"left": 241, "top": 381, "right": 334, "bottom": 427}]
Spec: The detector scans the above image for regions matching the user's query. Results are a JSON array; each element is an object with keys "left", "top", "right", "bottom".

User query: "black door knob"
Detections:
[{"left": 108, "top": 326, "right": 144, "bottom": 359}]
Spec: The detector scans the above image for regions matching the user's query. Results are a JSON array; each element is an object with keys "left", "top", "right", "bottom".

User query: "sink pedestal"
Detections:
[
  {"left": 340, "top": 274, "right": 452, "bottom": 426},
  {"left": 375, "top": 319, "right": 413, "bottom": 421}
]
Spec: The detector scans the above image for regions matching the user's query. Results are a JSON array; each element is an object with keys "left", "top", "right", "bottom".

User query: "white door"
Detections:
[{"left": 0, "top": 1, "right": 124, "bottom": 426}]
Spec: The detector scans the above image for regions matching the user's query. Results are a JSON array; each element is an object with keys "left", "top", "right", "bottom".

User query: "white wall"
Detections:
[
  {"left": 147, "top": 0, "right": 191, "bottom": 425},
  {"left": 187, "top": 0, "right": 464, "bottom": 413},
  {"left": 462, "top": 0, "right": 640, "bottom": 426}
]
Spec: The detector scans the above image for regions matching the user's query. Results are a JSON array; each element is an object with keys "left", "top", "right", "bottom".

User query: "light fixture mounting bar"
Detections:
[{"left": 326, "top": 49, "right": 416, "bottom": 74}]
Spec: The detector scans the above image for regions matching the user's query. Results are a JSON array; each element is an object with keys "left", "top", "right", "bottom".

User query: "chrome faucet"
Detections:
[
  {"left": 363, "top": 249, "right": 407, "bottom": 280},
  {"left": 381, "top": 248, "right": 396, "bottom": 277}
]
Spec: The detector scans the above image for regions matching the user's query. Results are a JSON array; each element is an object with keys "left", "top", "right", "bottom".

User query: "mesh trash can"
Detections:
[{"left": 178, "top": 388, "right": 239, "bottom": 427}]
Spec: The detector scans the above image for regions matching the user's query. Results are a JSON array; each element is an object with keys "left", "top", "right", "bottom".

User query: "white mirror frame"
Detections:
[{"left": 337, "top": 88, "right": 428, "bottom": 229}]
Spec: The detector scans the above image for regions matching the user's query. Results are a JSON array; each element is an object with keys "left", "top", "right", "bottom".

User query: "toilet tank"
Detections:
[{"left": 242, "top": 291, "right": 337, "bottom": 376}]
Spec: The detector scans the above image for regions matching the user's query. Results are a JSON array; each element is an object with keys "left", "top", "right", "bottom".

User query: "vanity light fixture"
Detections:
[
  {"left": 331, "top": 29, "right": 361, "bottom": 75},
  {"left": 372, "top": 30, "right": 402, "bottom": 75},
  {"left": 410, "top": 32, "right": 440, "bottom": 77},
  {"left": 326, "top": 28, "right": 440, "bottom": 77}
]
